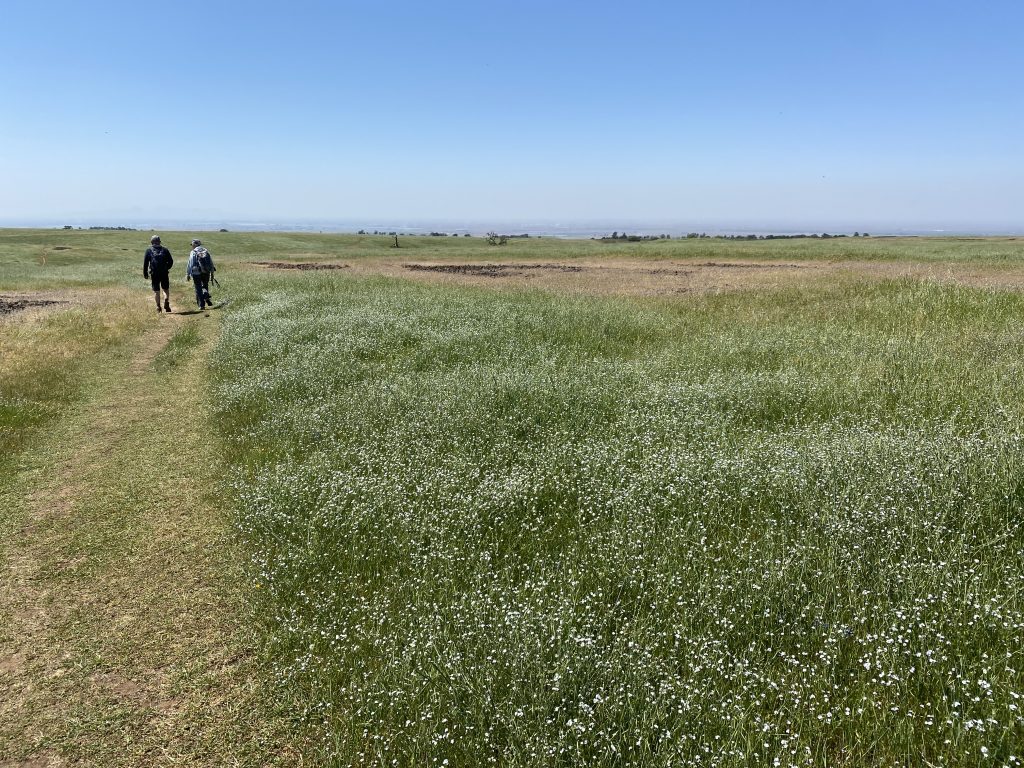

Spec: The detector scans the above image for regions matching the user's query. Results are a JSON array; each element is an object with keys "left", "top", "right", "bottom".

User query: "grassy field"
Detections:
[
  {"left": 2, "top": 229, "right": 1024, "bottom": 766},
  {"left": 0, "top": 230, "right": 305, "bottom": 766}
]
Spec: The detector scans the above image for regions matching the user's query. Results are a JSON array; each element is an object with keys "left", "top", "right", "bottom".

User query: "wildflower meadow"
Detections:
[{"left": 214, "top": 269, "right": 1024, "bottom": 766}]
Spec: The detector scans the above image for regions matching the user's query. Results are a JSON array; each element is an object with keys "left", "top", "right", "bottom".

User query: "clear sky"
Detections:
[{"left": 2, "top": 0, "right": 1023, "bottom": 232}]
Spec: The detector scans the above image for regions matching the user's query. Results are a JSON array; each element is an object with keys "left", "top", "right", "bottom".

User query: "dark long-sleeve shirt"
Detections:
[{"left": 143, "top": 246, "right": 173, "bottom": 276}]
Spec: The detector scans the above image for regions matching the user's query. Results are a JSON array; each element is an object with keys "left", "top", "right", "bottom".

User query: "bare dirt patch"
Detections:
[
  {"left": 254, "top": 261, "right": 349, "bottom": 270},
  {"left": 0, "top": 755, "right": 55, "bottom": 768},
  {"left": 694, "top": 261, "right": 804, "bottom": 269},
  {"left": 91, "top": 670, "right": 168, "bottom": 710},
  {"left": 347, "top": 258, "right": 1024, "bottom": 296},
  {"left": 352, "top": 258, "right": 825, "bottom": 296},
  {"left": 404, "top": 262, "right": 584, "bottom": 278},
  {"left": 0, "top": 298, "right": 67, "bottom": 315},
  {"left": 0, "top": 653, "right": 26, "bottom": 675}
]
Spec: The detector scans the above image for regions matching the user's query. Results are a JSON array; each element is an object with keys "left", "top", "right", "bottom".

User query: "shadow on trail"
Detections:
[{"left": 169, "top": 300, "right": 230, "bottom": 316}]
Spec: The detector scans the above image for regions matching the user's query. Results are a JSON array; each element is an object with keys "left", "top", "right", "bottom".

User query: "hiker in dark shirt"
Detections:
[{"left": 143, "top": 235, "right": 174, "bottom": 313}]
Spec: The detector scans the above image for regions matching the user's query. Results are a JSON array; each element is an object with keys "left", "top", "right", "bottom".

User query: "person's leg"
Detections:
[
  {"left": 200, "top": 274, "right": 211, "bottom": 306},
  {"left": 151, "top": 275, "right": 162, "bottom": 311},
  {"left": 193, "top": 275, "right": 205, "bottom": 308},
  {"left": 161, "top": 273, "right": 171, "bottom": 312}
]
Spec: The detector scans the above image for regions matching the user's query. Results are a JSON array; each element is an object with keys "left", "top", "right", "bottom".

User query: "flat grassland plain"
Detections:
[{"left": 2, "top": 229, "right": 1024, "bottom": 766}]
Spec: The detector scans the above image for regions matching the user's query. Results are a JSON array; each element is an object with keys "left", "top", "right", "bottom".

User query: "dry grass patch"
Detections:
[{"left": 0, "top": 287, "right": 150, "bottom": 465}]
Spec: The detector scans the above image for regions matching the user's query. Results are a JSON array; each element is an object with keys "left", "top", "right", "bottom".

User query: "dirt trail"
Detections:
[{"left": 0, "top": 315, "right": 297, "bottom": 766}]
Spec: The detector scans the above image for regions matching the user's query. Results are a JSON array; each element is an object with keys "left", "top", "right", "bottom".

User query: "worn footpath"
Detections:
[{"left": 0, "top": 312, "right": 300, "bottom": 766}]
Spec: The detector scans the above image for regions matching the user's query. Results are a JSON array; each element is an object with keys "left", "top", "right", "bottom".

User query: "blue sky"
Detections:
[{"left": 2, "top": 0, "right": 1022, "bottom": 231}]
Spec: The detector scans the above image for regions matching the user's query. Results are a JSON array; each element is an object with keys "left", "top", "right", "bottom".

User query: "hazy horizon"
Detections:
[{"left": 4, "top": 215, "right": 1020, "bottom": 240}]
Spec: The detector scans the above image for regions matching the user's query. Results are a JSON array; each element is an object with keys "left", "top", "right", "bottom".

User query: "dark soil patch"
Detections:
[
  {"left": 0, "top": 298, "right": 66, "bottom": 315},
  {"left": 52, "top": 246, "right": 72, "bottom": 251},
  {"left": 254, "top": 261, "right": 349, "bottom": 270},
  {"left": 404, "top": 263, "right": 585, "bottom": 278},
  {"left": 696, "top": 262, "right": 804, "bottom": 269},
  {"left": 643, "top": 268, "right": 694, "bottom": 277}
]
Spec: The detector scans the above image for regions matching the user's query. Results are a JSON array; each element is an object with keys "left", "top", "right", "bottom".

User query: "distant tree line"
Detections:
[
  {"left": 486, "top": 233, "right": 531, "bottom": 245},
  {"left": 348, "top": 230, "right": 550, "bottom": 241},
  {"left": 597, "top": 232, "right": 674, "bottom": 242},
  {"left": 62, "top": 225, "right": 137, "bottom": 231},
  {"left": 716, "top": 232, "right": 871, "bottom": 240},
  {"left": 356, "top": 230, "right": 474, "bottom": 237},
  {"left": 596, "top": 231, "right": 871, "bottom": 242}
]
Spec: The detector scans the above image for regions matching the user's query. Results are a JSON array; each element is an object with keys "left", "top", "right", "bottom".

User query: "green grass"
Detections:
[
  {"left": 152, "top": 323, "right": 204, "bottom": 372},
  {"left": 2, "top": 228, "right": 1024, "bottom": 293},
  {"left": 4, "top": 228, "right": 1024, "bottom": 765},
  {"left": 213, "top": 269, "right": 1024, "bottom": 766}
]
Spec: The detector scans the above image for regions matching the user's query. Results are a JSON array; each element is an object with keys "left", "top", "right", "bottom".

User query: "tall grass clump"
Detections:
[{"left": 215, "top": 273, "right": 1024, "bottom": 766}]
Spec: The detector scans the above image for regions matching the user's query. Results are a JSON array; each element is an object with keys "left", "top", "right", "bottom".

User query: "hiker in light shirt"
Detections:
[{"left": 185, "top": 239, "right": 216, "bottom": 310}]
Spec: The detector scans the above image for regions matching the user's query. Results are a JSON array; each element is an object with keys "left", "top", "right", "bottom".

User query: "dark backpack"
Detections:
[
  {"left": 149, "top": 246, "right": 171, "bottom": 273},
  {"left": 195, "top": 247, "right": 212, "bottom": 273}
]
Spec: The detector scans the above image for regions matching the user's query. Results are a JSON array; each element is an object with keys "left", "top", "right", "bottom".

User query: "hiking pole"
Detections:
[{"left": 211, "top": 273, "right": 221, "bottom": 289}]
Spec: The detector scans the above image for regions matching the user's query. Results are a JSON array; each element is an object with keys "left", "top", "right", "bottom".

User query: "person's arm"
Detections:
[
  {"left": 165, "top": 249, "right": 173, "bottom": 270},
  {"left": 185, "top": 252, "right": 192, "bottom": 280}
]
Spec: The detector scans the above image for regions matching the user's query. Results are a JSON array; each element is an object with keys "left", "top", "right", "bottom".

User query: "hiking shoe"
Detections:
[
  {"left": 164, "top": 301, "right": 171, "bottom": 312},
  {"left": 156, "top": 306, "right": 162, "bottom": 313}
]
